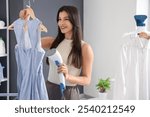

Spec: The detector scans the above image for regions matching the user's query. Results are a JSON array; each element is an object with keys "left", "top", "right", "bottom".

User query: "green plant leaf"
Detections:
[{"left": 96, "top": 77, "right": 111, "bottom": 92}]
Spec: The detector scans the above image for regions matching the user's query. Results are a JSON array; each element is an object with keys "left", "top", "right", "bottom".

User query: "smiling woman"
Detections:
[
  {"left": 41, "top": 5, "right": 94, "bottom": 100},
  {"left": 58, "top": 11, "right": 73, "bottom": 37}
]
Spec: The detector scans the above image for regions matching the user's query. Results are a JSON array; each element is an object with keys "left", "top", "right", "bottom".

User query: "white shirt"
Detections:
[{"left": 119, "top": 28, "right": 150, "bottom": 100}]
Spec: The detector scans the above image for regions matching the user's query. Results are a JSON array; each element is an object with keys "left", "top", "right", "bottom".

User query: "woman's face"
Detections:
[{"left": 58, "top": 11, "right": 73, "bottom": 38}]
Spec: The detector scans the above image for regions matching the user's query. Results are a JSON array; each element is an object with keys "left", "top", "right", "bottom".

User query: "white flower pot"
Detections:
[{"left": 98, "top": 92, "right": 108, "bottom": 100}]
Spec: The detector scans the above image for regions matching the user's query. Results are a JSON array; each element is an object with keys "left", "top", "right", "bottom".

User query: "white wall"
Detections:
[
  {"left": 136, "top": 0, "right": 149, "bottom": 15},
  {"left": 83, "top": 0, "right": 137, "bottom": 98},
  {"left": 136, "top": 0, "right": 149, "bottom": 29},
  {"left": 145, "top": 0, "right": 150, "bottom": 31},
  {"left": 149, "top": 1, "right": 150, "bottom": 30}
]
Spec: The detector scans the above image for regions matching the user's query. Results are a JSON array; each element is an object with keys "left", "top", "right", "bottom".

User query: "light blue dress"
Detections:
[{"left": 13, "top": 18, "right": 48, "bottom": 100}]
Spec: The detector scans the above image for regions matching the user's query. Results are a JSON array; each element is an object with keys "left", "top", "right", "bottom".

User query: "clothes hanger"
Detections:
[
  {"left": 24, "top": 6, "right": 48, "bottom": 32},
  {"left": 8, "top": 7, "right": 48, "bottom": 32},
  {"left": 39, "top": 23, "right": 48, "bottom": 32},
  {"left": 8, "top": 24, "right": 14, "bottom": 30}
]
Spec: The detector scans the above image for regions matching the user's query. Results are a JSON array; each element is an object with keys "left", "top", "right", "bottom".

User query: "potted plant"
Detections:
[{"left": 96, "top": 77, "right": 111, "bottom": 99}]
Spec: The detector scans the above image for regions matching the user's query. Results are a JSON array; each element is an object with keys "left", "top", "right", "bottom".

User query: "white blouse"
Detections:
[{"left": 119, "top": 33, "right": 150, "bottom": 100}]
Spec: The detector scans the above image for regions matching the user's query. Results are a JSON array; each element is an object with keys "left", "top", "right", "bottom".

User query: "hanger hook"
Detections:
[{"left": 24, "top": 0, "right": 35, "bottom": 7}]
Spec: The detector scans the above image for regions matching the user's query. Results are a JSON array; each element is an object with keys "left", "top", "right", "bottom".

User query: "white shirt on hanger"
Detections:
[{"left": 119, "top": 26, "right": 150, "bottom": 100}]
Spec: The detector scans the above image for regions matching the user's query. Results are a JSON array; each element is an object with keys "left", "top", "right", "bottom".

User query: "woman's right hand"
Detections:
[
  {"left": 25, "top": 7, "right": 36, "bottom": 19},
  {"left": 19, "top": 7, "right": 36, "bottom": 20}
]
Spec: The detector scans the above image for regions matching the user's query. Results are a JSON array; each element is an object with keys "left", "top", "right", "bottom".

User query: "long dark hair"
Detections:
[{"left": 47, "top": 5, "right": 83, "bottom": 68}]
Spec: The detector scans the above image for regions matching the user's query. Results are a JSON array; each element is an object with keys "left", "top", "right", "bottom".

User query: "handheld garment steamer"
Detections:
[{"left": 46, "top": 49, "right": 66, "bottom": 98}]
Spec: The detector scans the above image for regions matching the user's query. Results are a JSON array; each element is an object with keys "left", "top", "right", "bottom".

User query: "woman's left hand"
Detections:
[{"left": 57, "top": 63, "right": 69, "bottom": 80}]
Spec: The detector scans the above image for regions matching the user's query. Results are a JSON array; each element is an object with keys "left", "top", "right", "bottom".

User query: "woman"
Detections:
[{"left": 42, "top": 5, "right": 94, "bottom": 100}]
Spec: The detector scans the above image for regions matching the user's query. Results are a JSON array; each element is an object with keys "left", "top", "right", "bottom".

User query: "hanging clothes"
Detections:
[
  {"left": 120, "top": 29, "right": 150, "bottom": 100},
  {"left": 13, "top": 18, "right": 48, "bottom": 100},
  {"left": 114, "top": 15, "right": 150, "bottom": 100}
]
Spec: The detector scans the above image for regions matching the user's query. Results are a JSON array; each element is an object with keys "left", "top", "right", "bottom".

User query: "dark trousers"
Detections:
[{"left": 46, "top": 81, "right": 80, "bottom": 100}]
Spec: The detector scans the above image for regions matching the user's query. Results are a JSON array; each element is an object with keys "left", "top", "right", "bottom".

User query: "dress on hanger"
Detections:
[
  {"left": 119, "top": 15, "right": 150, "bottom": 100},
  {"left": 13, "top": 18, "right": 48, "bottom": 100}
]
